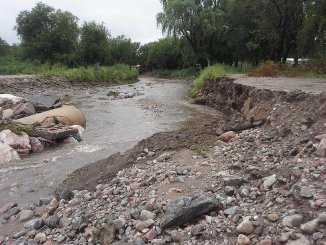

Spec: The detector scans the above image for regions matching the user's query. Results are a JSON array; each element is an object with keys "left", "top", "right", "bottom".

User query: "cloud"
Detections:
[{"left": 0, "top": 0, "right": 164, "bottom": 44}]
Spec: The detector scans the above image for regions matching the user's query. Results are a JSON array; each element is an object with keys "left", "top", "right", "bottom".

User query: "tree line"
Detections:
[
  {"left": 0, "top": 1, "right": 325, "bottom": 72},
  {"left": 157, "top": 0, "right": 326, "bottom": 67}
]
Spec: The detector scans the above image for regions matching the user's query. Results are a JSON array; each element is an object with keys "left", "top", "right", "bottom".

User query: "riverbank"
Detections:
[{"left": 1, "top": 75, "right": 326, "bottom": 244}]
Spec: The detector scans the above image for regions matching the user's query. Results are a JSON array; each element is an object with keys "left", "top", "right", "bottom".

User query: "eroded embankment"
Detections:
[{"left": 2, "top": 77, "right": 326, "bottom": 244}]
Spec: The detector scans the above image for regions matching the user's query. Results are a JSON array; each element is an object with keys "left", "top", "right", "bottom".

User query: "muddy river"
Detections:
[{"left": 0, "top": 77, "right": 217, "bottom": 206}]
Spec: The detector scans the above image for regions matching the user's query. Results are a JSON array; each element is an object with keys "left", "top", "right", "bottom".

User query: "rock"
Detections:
[
  {"left": 0, "top": 202, "right": 17, "bottom": 214},
  {"left": 34, "top": 232, "right": 46, "bottom": 244},
  {"left": 144, "top": 228, "right": 157, "bottom": 241},
  {"left": 38, "top": 196, "right": 52, "bottom": 207},
  {"left": 316, "top": 138, "right": 326, "bottom": 157},
  {"left": 279, "top": 232, "right": 292, "bottom": 243},
  {"left": 0, "top": 130, "right": 31, "bottom": 155},
  {"left": 0, "top": 94, "right": 24, "bottom": 106},
  {"left": 57, "top": 235, "right": 66, "bottom": 243},
  {"left": 160, "top": 196, "right": 220, "bottom": 229},
  {"left": 300, "top": 219, "right": 319, "bottom": 234},
  {"left": 140, "top": 210, "right": 156, "bottom": 220},
  {"left": 263, "top": 174, "right": 277, "bottom": 190},
  {"left": 259, "top": 240, "right": 272, "bottom": 245},
  {"left": 13, "top": 102, "right": 35, "bottom": 118},
  {"left": 239, "top": 186, "right": 251, "bottom": 197},
  {"left": 218, "top": 131, "right": 236, "bottom": 142},
  {"left": 30, "top": 137, "right": 44, "bottom": 153},
  {"left": 223, "top": 175, "right": 244, "bottom": 187},
  {"left": 267, "top": 213, "right": 280, "bottom": 222},
  {"left": 0, "top": 142, "right": 21, "bottom": 164},
  {"left": 299, "top": 186, "right": 314, "bottom": 198},
  {"left": 13, "top": 230, "right": 26, "bottom": 239},
  {"left": 317, "top": 212, "right": 326, "bottom": 224},
  {"left": 236, "top": 218, "right": 255, "bottom": 234},
  {"left": 284, "top": 233, "right": 310, "bottom": 245},
  {"left": 135, "top": 219, "right": 155, "bottom": 231},
  {"left": 237, "top": 234, "right": 251, "bottom": 245},
  {"left": 19, "top": 210, "right": 34, "bottom": 222},
  {"left": 47, "top": 198, "right": 59, "bottom": 214},
  {"left": 224, "top": 206, "right": 239, "bottom": 217},
  {"left": 3, "top": 207, "right": 20, "bottom": 220},
  {"left": 312, "top": 232, "right": 324, "bottom": 240},
  {"left": 30, "top": 94, "right": 60, "bottom": 112},
  {"left": 24, "top": 218, "right": 44, "bottom": 230},
  {"left": 48, "top": 215, "right": 60, "bottom": 228},
  {"left": 225, "top": 186, "right": 235, "bottom": 196},
  {"left": 59, "top": 189, "right": 74, "bottom": 201},
  {"left": 0, "top": 107, "right": 3, "bottom": 119},
  {"left": 282, "top": 214, "right": 304, "bottom": 228},
  {"left": 32, "top": 126, "right": 78, "bottom": 141},
  {"left": 100, "top": 222, "right": 116, "bottom": 245},
  {"left": 113, "top": 218, "right": 126, "bottom": 229},
  {"left": 157, "top": 153, "right": 171, "bottom": 162}
]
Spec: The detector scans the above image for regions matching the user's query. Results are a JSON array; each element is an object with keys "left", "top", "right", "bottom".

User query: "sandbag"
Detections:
[{"left": 14, "top": 105, "right": 86, "bottom": 128}]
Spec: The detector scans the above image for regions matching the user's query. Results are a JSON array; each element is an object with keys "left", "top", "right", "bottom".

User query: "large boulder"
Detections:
[
  {"left": 0, "top": 129, "right": 31, "bottom": 155},
  {"left": 0, "top": 142, "right": 21, "bottom": 164},
  {"left": 0, "top": 94, "right": 24, "bottom": 109}
]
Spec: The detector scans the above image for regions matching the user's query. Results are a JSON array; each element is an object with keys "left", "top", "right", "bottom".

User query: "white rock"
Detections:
[
  {"left": 0, "top": 130, "right": 31, "bottom": 154},
  {"left": 0, "top": 142, "right": 21, "bottom": 164},
  {"left": 263, "top": 174, "right": 277, "bottom": 190}
]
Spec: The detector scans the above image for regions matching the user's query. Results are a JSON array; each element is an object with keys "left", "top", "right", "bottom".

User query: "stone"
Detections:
[
  {"left": 0, "top": 106, "right": 3, "bottom": 119},
  {"left": 160, "top": 196, "right": 220, "bottom": 229},
  {"left": 225, "top": 186, "right": 235, "bottom": 196},
  {"left": 237, "top": 234, "right": 251, "bottom": 245},
  {"left": 59, "top": 189, "right": 74, "bottom": 201},
  {"left": 0, "top": 130, "right": 31, "bottom": 155},
  {"left": 113, "top": 218, "right": 126, "bottom": 229},
  {"left": 316, "top": 138, "right": 326, "bottom": 157},
  {"left": 29, "top": 94, "right": 60, "bottom": 112},
  {"left": 19, "top": 210, "right": 34, "bottom": 222},
  {"left": 259, "top": 240, "right": 272, "bottom": 245},
  {"left": 38, "top": 196, "right": 52, "bottom": 206},
  {"left": 0, "top": 142, "right": 21, "bottom": 164},
  {"left": 223, "top": 175, "right": 244, "bottom": 187},
  {"left": 30, "top": 137, "right": 44, "bottom": 153},
  {"left": 135, "top": 219, "right": 155, "bottom": 231},
  {"left": 300, "top": 219, "right": 319, "bottom": 234},
  {"left": 34, "top": 232, "right": 46, "bottom": 244},
  {"left": 239, "top": 186, "right": 251, "bottom": 197},
  {"left": 24, "top": 218, "right": 45, "bottom": 230},
  {"left": 284, "top": 233, "right": 310, "bottom": 245},
  {"left": 13, "top": 230, "right": 26, "bottom": 239},
  {"left": 144, "top": 228, "right": 157, "bottom": 241},
  {"left": 13, "top": 102, "right": 35, "bottom": 118},
  {"left": 48, "top": 215, "right": 60, "bottom": 228},
  {"left": 218, "top": 131, "right": 236, "bottom": 142},
  {"left": 267, "top": 213, "right": 280, "bottom": 222},
  {"left": 0, "top": 94, "right": 24, "bottom": 106},
  {"left": 32, "top": 126, "right": 78, "bottom": 141},
  {"left": 0, "top": 202, "right": 17, "bottom": 214},
  {"left": 3, "top": 207, "right": 20, "bottom": 220},
  {"left": 57, "top": 235, "right": 66, "bottom": 243},
  {"left": 312, "top": 232, "right": 324, "bottom": 240},
  {"left": 224, "top": 206, "right": 239, "bottom": 217},
  {"left": 100, "top": 222, "right": 116, "bottom": 244},
  {"left": 279, "top": 232, "right": 292, "bottom": 243},
  {"left": 317, "top": 212, "right": 326, "bottom": 224},
  {"left": 157, "top": 153, "right": 171, "bottom": 162},
  {"left": 236, "top": 218, "right": 255, "bottom": 234},
  {"left": 263, "top": 174, "right": 277, "bottom": 190},
  {"left": 282, "top": 214, "right": 304, "bottom": 228},
  {"left": 140, "top": 210, "right": 156, "bottom": 221}
]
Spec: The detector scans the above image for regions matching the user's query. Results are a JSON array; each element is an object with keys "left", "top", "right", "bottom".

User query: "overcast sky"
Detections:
[{"left": 0, "top": 0, "right": 164, "bottom": 44}]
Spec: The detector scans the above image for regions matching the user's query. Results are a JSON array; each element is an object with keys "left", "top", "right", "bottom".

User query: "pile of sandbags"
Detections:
[{"left": 0, "top": 93, "right": 86, "bottom": 165}]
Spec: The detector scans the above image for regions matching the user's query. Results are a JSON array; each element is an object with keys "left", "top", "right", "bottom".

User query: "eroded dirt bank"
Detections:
[{"left": 1, "top": 76, "right": 326, "bottom": 244}]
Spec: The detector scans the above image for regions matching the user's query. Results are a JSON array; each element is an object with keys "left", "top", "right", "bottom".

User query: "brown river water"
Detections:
[{"left": 0, "top": 77, "right": 218, "bottom": 207}]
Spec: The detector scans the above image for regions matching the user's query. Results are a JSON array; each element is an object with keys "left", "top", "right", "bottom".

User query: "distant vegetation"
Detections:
[{"left": 0, "top": 1, "right": 325, "bottom": 82}]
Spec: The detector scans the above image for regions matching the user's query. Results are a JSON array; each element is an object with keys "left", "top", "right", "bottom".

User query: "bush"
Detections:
[{"left": 151, "top": 68, "right": 197, "bottom": 79}]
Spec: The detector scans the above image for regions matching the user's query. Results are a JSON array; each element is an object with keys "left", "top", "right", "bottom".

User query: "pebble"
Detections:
[
  {"left": 236, "top": 218, "right": 255, "bottom": 234},
  {"left": 237, "top": 234, "right": 251, "bottom": 245},
  {"left": 19, "top": 210, "right": 34, "bottom": 222},
  {"left": 282, "top": 214, "right": 304, "bottom": 228},
  {"left": 300, "top": 219, "right": 319, "bottom": 234}
]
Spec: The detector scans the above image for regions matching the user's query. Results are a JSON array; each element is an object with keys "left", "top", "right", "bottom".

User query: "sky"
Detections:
[{"left": 0, "top": 0, "right": 164, "bottom": 44}]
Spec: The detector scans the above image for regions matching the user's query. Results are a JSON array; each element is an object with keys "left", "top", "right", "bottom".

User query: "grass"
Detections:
[
  {"left": 0, "top": 60, "right": 139, "bottom": 84},
  {"left": 189, "top": 64, "right": 250, "bottom": 98},
  {"left": 151, "top": 68, "right": 197, "bottom": 79},
  {"left": 248, "top": 60, "right": 326, "bottom": 78}
]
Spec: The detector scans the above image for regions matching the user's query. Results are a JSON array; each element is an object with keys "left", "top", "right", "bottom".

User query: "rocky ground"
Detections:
[{"left": 0, "top": 76, "right": 325, "bottom": 244}]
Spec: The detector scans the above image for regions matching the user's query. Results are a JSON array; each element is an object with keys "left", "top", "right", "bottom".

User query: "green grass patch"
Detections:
[
  {"left": 151, "top": 68, "right": 197, "bottom": 79},
  {"left": 189, "top": 64, "right": 249, "bottom": 98},
  {"left": 0, "top": 60, "right": 139, "bottom": 84}
]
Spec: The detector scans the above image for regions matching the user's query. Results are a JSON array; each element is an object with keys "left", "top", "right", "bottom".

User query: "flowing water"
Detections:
[{"left": 0, "top": 77, "right": 217, "bottom": 207}]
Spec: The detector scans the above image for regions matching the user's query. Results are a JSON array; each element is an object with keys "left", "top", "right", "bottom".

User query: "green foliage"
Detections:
[
  {"left": 189, "top": 65, "right": 249, "bottom": 98},
  {"left": 16, "top": 2, "right": 79, "bottom": 64},
  {"left": 151, "top": 68, "right": 197, "bottom": 79},
  {"left": 0, "top": 37, "right": 10, "bottom": 56},
  {"left": 78, "top": 21, "right": 109, "bottom": 65}
]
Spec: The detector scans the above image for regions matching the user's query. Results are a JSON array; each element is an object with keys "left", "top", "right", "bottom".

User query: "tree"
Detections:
[
  {"left": 78, "top": 21, "right": 110, "bottom": 65},
  {"left": 15, "top": 2, "right": 79, "bottom": 63},
  {"left": 108, "top": 35, "right": 140, "bottom": 65},
  {"left": 0, "top": 37, "right": 9, "bottom": 57},
  {"left": 157, "top": 0, "right": 225, "bottom": 67}
]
